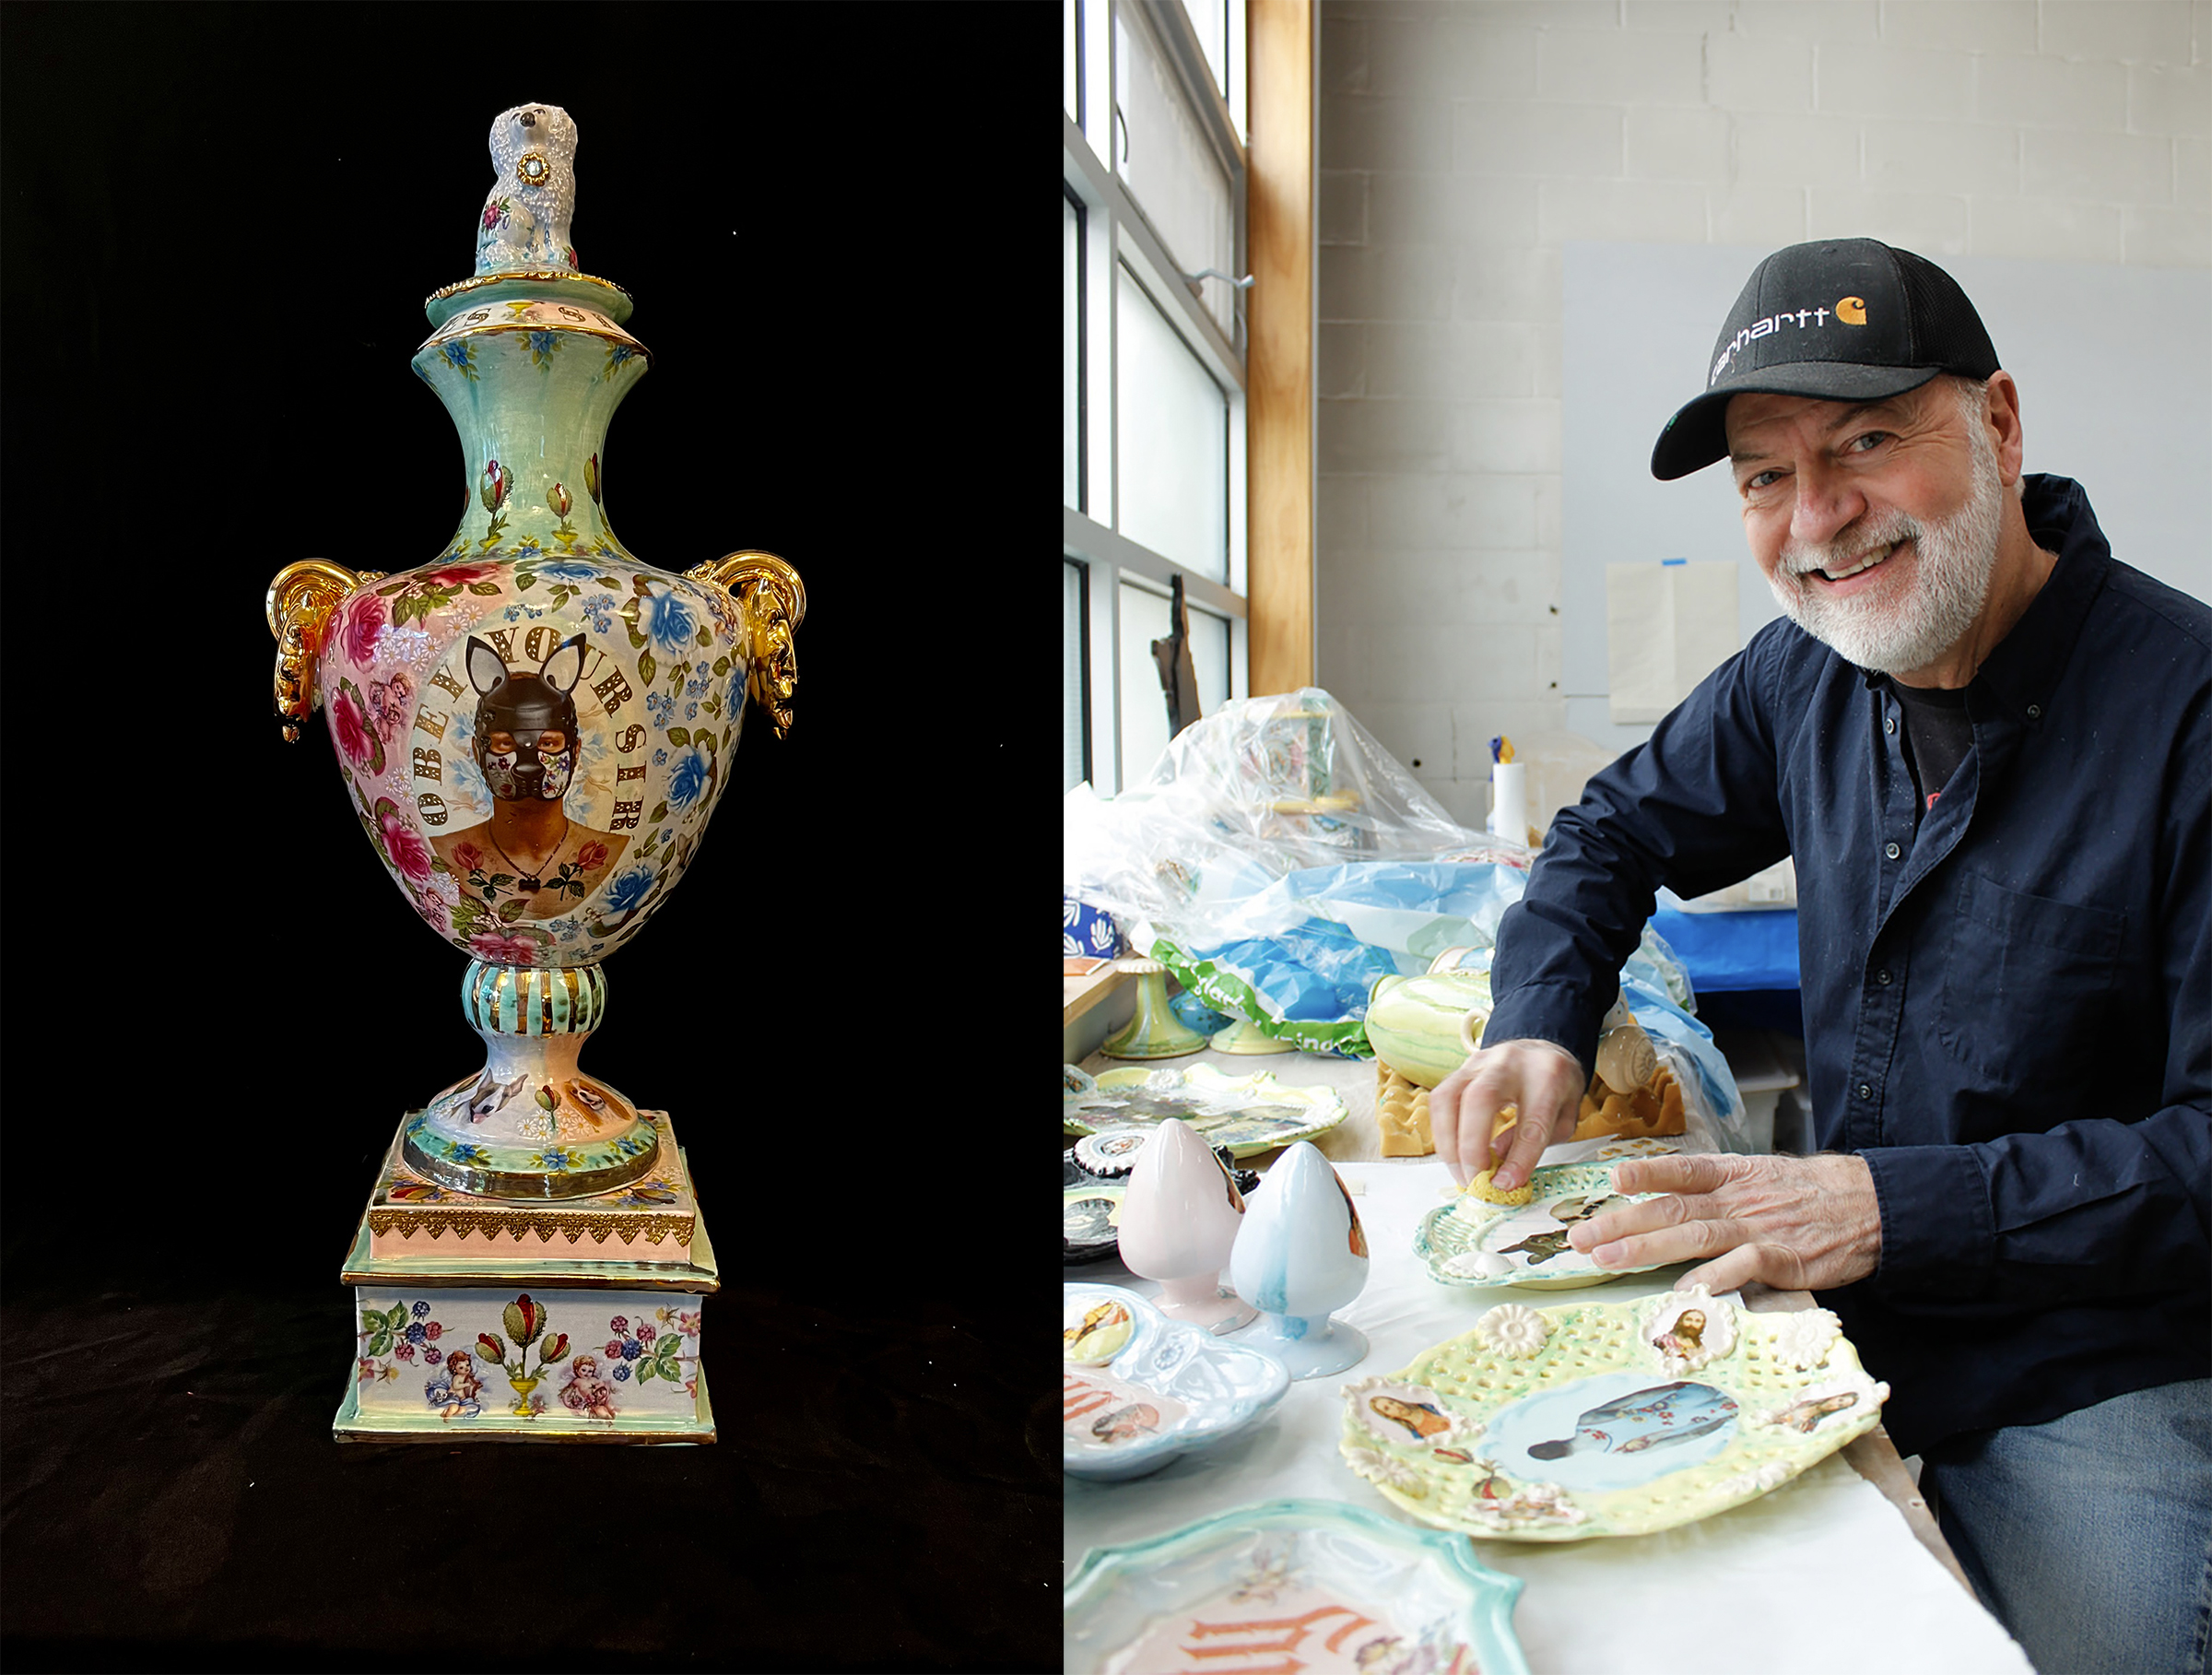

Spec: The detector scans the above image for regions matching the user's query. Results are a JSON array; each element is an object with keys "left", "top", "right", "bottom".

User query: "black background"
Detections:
[{"left": 3, "top": 4, "right": 1062, "bottom": 1668}]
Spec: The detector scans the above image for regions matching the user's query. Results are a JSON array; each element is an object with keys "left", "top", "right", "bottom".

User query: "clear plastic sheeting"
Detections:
[
  {"left": 1065, "top": 689, "right": 1499, "bottom": 934},
  {"left": 1065, "top": 689, "right": 1700, "bottom": 1060}
]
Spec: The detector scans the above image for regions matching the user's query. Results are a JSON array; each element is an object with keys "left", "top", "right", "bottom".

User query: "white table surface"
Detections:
[{"left": 1065, "top": 1159, "right": 2033, "bottom": 1675}]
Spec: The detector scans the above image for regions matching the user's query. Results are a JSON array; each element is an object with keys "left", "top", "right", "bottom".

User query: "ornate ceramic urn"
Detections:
[{"left": 265, "top": 101, "right": 804, "bottom": 1203}]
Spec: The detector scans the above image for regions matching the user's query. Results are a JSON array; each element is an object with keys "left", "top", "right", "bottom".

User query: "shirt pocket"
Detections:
[{"left": 1934, "top": 871, "right": 2124, "bottom": 1101}]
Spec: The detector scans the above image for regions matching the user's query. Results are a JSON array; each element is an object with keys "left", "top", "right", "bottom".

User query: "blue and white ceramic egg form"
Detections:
[
  {"left": 1228, "top": 1141, "right": 1371, "bottom": 1379},
  {"left": 1115, "top": 1119, "right": 1258, "bottom": 1334}
]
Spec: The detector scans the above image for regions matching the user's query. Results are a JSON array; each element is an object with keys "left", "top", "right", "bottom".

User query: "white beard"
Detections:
[{"left": 1767, "top": 409, "right": 2005, "bottom": 676}]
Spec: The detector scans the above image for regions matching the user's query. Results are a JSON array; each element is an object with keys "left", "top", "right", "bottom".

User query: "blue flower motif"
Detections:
[
  {"left": 621, "top": 1339, "right": 641, "bottom": 1361},
  {"left": 535, "top": 1149, "right": 576, "bottom": 1171},
  {"left": 603, "top": 865, "right": 655, "bottom": 913},
  {"left": 533, "top": 560, "right": 599, "bottom": 580},
  {"left": 441, "top": 342, "right": 471, "bottom": 372},
  {"left": 652, "top": 748, "right": 669, "bottom": 767},
  {"left": 644, "top": 689, "right": 674, "bottom": 726},
  {"left": 683, "top": 702, "right": 699, "bottom": 721},
  {"left": 412, "top": 1300, "right": 431, "bottom": 1319},
  {"left": 547, "top": 917, "right": 581, "bottom": 940},
  {"left": 666, "top": 747, "right": 712, "bottom": 811},
  {"left": 582, "top": 597, "right": 615, "bottom": 634},
  {"left": 450, "top": 1143, "right": 488, "bottom": 1165},
  {"left": 612, "top": 1362, "right": 632, "bottom": 1382},
  {"left": 685, "top": 671, "right": 711, "bottom": 699},
  {"left": 641, "top": 586, "right": 698, "bottom": 656},
  {"left": 527, "top": 330, "right": 560, "bottom": 360}
]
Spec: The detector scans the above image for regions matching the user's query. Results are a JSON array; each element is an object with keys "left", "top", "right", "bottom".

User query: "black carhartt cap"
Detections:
[{"left": 1650, "top": 238, "right": 2001, "bottom": 480}]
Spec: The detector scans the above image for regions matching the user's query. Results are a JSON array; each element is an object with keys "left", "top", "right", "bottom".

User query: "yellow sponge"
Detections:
[
  {"left": 1464, "top": 1166, "right": 1536, "bottom": 1206},
  {"left": 1462, "top": 1106, "right": 1535, "bottom": 1203}
]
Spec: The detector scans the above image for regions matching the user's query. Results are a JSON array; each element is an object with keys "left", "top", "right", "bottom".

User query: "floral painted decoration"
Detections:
[
  {"left": 473, "top": 1292, "right": 572, "bottom": 1416},
  {"left": 358, "top": 1298, "right": 447, "bottom": 1384}
]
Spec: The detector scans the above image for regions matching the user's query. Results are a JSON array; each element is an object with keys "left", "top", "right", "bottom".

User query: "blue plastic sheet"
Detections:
[{"left": 1648, "top": 906, "right": 1802, "bottom": 993}]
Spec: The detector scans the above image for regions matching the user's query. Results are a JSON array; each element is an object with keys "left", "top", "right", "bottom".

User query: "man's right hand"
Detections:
[{"left": 1429, "top": 1039, "right": 1587, "bottom": 1191}]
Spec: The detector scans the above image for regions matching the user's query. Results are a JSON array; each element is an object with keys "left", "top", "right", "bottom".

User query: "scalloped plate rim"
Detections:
[
  {"left": 1064, "top": 1283, "right": 1291, "bottom": 1481},
  {"left": 1064, "top": 1495, "right": 1531, "bottom": 1675},
  {"left": 1338, "top": 1295, "right": 1888, "bottom": 1541}
]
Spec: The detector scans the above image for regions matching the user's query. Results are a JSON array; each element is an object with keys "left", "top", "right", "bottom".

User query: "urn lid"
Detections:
[{"left": 423, "top": 100, "right": 635, "bottom": 328}]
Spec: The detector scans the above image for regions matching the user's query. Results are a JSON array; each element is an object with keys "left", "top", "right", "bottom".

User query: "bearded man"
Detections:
[{"left": 1429, "top": 239, "right": 2209, "bottom": 1675}]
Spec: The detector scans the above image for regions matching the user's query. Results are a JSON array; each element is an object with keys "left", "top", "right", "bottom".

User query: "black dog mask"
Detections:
[{"left": 466, "top": 634, "right": 585, "bottom": 802}]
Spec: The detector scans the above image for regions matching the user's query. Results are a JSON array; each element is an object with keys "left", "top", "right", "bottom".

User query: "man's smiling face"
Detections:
[{"left": 1726, "top": 376, "right": 2006, "bottom": 679}]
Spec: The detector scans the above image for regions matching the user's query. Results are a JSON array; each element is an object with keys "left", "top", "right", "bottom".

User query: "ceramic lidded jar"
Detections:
[{"left": 265, "top": 101, "right": 805, "bottom": 1201}]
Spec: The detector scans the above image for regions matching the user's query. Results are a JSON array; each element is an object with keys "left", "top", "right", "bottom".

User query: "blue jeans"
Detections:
[{"left": 1923, "top": 1378, "right": 2212, "bottom": 1675}]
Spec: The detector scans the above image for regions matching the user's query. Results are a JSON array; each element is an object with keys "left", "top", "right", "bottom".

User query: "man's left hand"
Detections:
[{"left": 1568, "top": 1152, "right": 1883, "bottom": 1293}]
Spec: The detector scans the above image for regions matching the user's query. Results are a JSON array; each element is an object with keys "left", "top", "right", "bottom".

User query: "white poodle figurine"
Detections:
[{"left": 476, "top": 101, "right": 579, "bottom": 274}]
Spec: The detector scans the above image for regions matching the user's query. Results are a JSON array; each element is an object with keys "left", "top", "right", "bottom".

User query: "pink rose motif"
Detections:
[
  {"left": 479, "top": 458, "right": 509, "bottom": 513},
  {"left": 411, "top": 889, "right": 450, "bottom": 934},
  {"left": 483, "top": 201, "right": 501, "bottom": 230},
  {"left": 469, "top": 930, "right": 541, "bottom": 965},
  {"left": 453, "top": 842, "right": 486, "bottom": 872},
  {"left": 423, "top": 560, "right": 499, "bottom": 588},
  {"left": 340, "top": 592, "right": 386, "bottom": 668},
  {"left": 329, "top": 686, "right": 374, "bottom": 765},
  {"left": 380, "top": 809, "right": 435, "bottom": 884},
  {"left": 575, "top": 840, "right": 609, "bottom": 872}
]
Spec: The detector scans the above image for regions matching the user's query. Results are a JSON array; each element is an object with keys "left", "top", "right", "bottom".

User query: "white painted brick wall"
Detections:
[{"left": 1315, "top": 0, "right": 2209, "bottom": 829}]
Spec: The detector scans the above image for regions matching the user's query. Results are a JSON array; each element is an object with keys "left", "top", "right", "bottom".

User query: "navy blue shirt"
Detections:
[{"left": 1486, "top": 477, "right": 2211, "bottom": 1457}]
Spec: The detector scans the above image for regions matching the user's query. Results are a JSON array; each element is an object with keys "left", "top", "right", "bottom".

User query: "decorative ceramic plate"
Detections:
[
  {"left": 1065, "top": 1284, "right": 1290, "bottom": 1482},
  {"left": 1337, "top": 1287, "right": 1888, "bottom": 1540},
  {"left": 1065, "top": 1498, "right": 1530, "bottom": 1675},
  {"left": 1065, "top": 1063, "right": 1350, "bottom": 1158},
  {"left": 1413, "top": 1161, "right": 1667, "bottom": 1291},
  {"left": 1064, "top": 1159, "right": 1127, "bottom": 1266}
]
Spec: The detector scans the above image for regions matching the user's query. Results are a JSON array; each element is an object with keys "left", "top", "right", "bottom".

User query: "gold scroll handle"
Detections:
[
  {"left": 683, "top": 549, "right": 806, "bottom": 739},
  {"left": 265, "top": 560, "right": 382, "bottom": 741}
]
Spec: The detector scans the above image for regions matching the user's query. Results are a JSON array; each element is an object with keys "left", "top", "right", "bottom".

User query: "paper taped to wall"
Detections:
[{"left": 1606, "top": 560, "right": 1740, "bottom": 724}]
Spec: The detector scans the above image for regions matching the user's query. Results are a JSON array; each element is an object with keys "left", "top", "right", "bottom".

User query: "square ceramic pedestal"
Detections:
[{"left": 333, "top": 1108, "right": 718, "bottom": 1444}]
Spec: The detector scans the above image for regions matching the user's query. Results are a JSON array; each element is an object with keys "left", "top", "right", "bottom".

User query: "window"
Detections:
[{"left": 1065, "top": 0, "right": 1249, "bottom": 795}]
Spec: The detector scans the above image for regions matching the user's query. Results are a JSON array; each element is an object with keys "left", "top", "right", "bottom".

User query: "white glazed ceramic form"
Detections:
[
  {"left": 1115, "top": 1118, "right": 1258, "bottom": 1332},
  {"left": 1064, "top": 1498, "right": 1531, "bottom": 1675},
  {"left": 1229, "top": 1142, "right": 1371, "bottom": 1379},
  {"left": 1064, "top": 1284, "right": 1289, "bottom": 1483}
]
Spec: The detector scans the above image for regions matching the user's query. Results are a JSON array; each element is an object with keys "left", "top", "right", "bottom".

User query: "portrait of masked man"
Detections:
[{"left": 429, "top": 633, "right": 629, "bottom": 921}]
